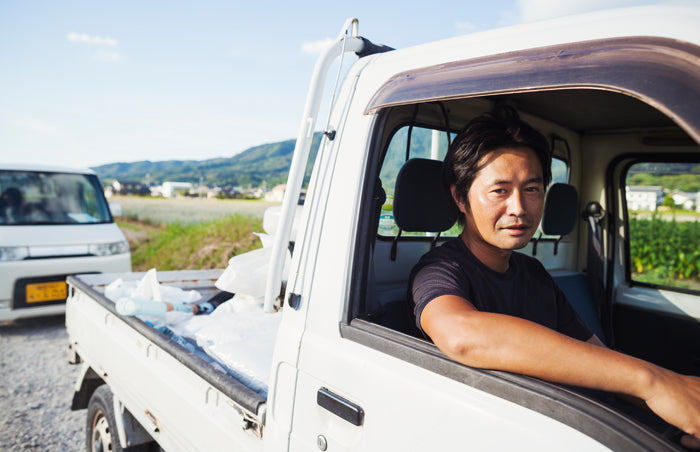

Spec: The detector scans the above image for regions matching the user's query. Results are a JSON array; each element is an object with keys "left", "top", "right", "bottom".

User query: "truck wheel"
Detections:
[
  {"left": 87, "top": 385, "right": 123, "bottom": 452},
  {"left": 86, "top": 385, "right": 158, "bottom": 452}
]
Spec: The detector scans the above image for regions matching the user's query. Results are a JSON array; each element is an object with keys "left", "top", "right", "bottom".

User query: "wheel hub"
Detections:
[{"left": 91, "top": 412, "right": 112, "bottom": 452}]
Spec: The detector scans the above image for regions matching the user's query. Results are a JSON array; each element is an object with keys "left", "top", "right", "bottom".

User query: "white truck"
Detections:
[{"left": 66, "top": 7, "right": 700, "bottom": 451}]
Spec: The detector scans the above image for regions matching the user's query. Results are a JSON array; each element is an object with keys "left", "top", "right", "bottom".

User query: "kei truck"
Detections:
[{"left": 65, "top": 6, "right": 700, "bottom": 451}]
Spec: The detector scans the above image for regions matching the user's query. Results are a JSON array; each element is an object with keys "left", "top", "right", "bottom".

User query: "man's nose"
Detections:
[{"left": 507, "top": 191, "right": 526, "bottom": 216}]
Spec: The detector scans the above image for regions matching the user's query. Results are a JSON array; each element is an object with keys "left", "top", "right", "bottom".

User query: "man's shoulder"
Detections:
[
  {"left": 416, "top": 238, "right": 468, "bottom": 266},
  {"left": 410, "top": 238, "right": 467, "bottom": 278}
]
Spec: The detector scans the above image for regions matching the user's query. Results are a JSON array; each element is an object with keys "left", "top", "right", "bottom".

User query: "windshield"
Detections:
[{"left": 0, "top": 170, "right": 112, "bottom": 225}]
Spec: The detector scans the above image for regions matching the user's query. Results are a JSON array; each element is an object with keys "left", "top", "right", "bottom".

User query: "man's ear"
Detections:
[{"left": 450, "top": 185, "right": 468, "bottom": 215}]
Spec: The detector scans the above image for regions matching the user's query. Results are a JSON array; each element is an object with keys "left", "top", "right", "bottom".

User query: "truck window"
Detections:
[
  {"left": 0, "top": 170, "right": 112, "bottom": 225},
  {"left": 376, "top": 125, "right": 569, "bottom": 237},
  {"left": 625, "top": 161, "right": 700, "bottom": 293},
  {"left": 377, "top": 125, "right": 453, "bottom": 236}
]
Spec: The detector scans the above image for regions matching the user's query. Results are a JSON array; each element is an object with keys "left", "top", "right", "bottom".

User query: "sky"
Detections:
[{"left": 0, "top": 0, "right": 694, "bottom": 169}]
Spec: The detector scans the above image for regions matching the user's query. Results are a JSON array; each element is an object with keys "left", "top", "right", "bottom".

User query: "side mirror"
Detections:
[{"left": 109, "top": 202, "right": 123, "bottom": 217}]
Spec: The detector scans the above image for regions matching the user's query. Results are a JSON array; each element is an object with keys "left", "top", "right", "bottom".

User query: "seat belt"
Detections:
[{"left": 583, "top": 201, "right": 609, "bottom": 343}]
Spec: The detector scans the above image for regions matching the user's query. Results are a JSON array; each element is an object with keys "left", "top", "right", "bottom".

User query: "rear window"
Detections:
[
  {"left": 376, "top": 125, "right": 569, "bottom": 237},
  {"left": 0, "top": 171, "right": 112, "bottom": 225}
]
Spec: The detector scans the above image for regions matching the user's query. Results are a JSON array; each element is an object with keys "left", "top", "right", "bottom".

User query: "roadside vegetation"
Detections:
[{"left": 118, "top": 215, "right": 263, "bottom": 271}]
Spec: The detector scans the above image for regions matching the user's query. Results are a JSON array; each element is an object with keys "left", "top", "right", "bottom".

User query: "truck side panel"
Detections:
[{"left": 66, "top": 273, "right": 264, "bottom": 452}]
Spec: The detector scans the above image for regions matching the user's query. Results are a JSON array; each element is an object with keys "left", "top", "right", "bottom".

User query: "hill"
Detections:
[{"left": 92, "top": 133, "right": 323, "bottom": 188}]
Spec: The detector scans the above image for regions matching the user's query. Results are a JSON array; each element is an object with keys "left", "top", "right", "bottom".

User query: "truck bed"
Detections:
[{"left": 66, "top": 270, "right": 266, "bottom": 450}]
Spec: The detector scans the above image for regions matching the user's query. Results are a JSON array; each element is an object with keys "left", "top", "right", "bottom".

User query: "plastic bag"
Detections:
[{"left": 215, "top": 247, "right": 290, "bottom": 298}]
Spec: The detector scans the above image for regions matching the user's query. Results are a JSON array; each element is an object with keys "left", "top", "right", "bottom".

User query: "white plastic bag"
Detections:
[{"left": 215, "top": 246, "right": 290, "bottom": 298}]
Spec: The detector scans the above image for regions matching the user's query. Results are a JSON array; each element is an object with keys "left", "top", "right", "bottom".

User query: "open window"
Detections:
[{"left": 623, "top": 160, "right": 700, "bottom": 293}]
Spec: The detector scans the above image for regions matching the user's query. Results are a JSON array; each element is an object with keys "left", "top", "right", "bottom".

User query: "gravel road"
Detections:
[{"left": 0, "top": 315, "right": 84, "bottom": 451}]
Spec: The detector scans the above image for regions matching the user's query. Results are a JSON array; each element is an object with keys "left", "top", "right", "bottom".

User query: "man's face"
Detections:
[{"left": 454, "top": 146, "right": 545, "bottom": 252}]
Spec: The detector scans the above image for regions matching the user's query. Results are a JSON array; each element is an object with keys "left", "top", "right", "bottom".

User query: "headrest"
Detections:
[
  {"left": 541, "top": 183, "right": 578, "bottom": 236},
  {"left": 393, "top": 158, "right": 457, "bottom": 232}
]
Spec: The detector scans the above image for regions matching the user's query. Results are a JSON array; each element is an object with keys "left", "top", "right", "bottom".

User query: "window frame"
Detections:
[{"left": 619, "top": 154, "right": 700, "bottom": 296}]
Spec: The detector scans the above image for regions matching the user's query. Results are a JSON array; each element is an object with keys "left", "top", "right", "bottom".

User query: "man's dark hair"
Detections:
[{"left": 442, "top": 105, "right": 551, "bottom": 223}]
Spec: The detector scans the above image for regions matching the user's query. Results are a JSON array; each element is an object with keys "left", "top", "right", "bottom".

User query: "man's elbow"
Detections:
[{"left": 427, "top": 317, "right": 491, "bottom": 367}]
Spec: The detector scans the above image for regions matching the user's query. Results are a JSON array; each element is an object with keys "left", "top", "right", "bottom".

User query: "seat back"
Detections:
[
  {"left": 534, "top": 182, "right": 578, "bottom": 256},
  {"left": 393, "top": 158, "right": 457, "bottom": 233},
  {"left": 541, "top": 183, "right": 606, "bottom": 342},
  {"left": 541, "top": 182, "right": 578, "bottom": 236}
]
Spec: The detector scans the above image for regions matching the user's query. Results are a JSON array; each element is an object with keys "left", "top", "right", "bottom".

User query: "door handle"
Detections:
[{"left": 317, "top": 387, "right": 364, "bottom": 426}]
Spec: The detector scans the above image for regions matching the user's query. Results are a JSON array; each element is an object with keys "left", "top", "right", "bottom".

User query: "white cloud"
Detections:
[
  {"left": 67, "top": 32, "right": 121, "bottom": 62},
  {"left": 67, "top": 32, "right": 118, "bottom": 47},
  {"left": 301, "top": 38, "right": 334, "bottom": 55}
]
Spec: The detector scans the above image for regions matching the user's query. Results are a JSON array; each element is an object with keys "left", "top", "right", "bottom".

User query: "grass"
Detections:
[{"left": 118, "top": 215, "right": 264, "bottom": 271}]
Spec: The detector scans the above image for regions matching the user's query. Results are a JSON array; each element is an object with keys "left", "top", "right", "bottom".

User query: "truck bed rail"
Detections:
[{"left": 67, "top": 272, "right": 266, "bottom": 416}]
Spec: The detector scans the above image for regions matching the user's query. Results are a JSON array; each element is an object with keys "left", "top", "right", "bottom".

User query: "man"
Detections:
[{"left": 410, "top": 107, "right": 700, "bottom": 448}]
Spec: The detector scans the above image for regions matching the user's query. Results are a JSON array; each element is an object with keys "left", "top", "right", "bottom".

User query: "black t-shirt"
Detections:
[{"left": 410, "top": 238, "right": 592, "bottom": 342}]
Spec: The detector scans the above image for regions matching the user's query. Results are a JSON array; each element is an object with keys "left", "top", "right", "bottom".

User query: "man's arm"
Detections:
[{"left": 420, "top": 294, "right": 700, "bottom": 447}]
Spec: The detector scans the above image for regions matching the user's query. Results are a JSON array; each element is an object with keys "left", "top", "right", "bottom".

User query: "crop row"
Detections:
[{"left": 629, "top": 216, "right": 700, "bottom": 281}]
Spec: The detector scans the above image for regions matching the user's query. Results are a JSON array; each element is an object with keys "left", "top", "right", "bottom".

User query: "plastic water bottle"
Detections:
[{"left": 156, "top": 326, "right": 197, "bottom": 353}]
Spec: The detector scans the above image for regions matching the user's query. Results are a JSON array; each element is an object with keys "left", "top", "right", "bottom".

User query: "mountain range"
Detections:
[{"left": 92, "top": 133, "right": 323, "bottom": 188}]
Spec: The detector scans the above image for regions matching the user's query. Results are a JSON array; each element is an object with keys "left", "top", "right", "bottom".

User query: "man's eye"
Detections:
[
  {"left": 525, "top": 186, "right": 540, "bottom": 192},
  {"left": 492, "top": 188, "right": 507, "bottom": 194}
]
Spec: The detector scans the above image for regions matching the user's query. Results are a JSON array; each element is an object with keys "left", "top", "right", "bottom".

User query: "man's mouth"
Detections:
[
  {"left": 502, "top": 223, "right": 532, "bottom": 235},
  {"left": 503, "top": 223, "right": 531, "bottom": 230}
]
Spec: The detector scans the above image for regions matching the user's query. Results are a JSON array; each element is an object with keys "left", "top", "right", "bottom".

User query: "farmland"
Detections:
[
  {"left": 111, "top": 195, "right": 279, "bottom": 224},
  {"left": 629, "top": 213, "right": 700, "bottom": 290},
  {"left": 113, "top": 196, "right": 275, "bottom": 271}
]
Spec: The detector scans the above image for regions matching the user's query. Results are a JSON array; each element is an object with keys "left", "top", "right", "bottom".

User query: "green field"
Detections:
[
  {"left": 630, "top": 214, "right": 700, "bottom": 290},
  {"left": 114, "top": 197, "right": 272, "bottom": 271}
]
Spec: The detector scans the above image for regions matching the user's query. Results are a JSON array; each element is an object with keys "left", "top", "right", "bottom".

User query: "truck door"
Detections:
[{"left": 284, "top": 113, "right": 664, "bottom": 452}]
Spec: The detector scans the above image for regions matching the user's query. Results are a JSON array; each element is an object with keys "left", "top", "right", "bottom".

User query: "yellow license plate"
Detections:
[{"left": 25, "top": 281, "right": 67, "bottom": 303}]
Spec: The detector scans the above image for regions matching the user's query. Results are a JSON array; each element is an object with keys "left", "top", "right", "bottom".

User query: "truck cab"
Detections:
[{"left": 270, "top": 6, "right": 700, "bottom": 450}]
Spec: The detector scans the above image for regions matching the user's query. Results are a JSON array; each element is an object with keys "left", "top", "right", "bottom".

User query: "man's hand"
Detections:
[
  {"left": 683, "top": 435, "right": 700, "bottom": 450},
  {"left": 644, "top": 373, "right": 700, "bottom": 449}
]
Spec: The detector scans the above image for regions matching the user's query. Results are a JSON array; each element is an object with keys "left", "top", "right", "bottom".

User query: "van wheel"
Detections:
[{"left": 87, "top": 385, "right": 122, "bottom": 452}]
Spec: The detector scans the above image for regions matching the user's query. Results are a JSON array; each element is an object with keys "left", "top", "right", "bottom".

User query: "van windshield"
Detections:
[{"left": 0, "top": 170, "right": 112, "bottom": 225}]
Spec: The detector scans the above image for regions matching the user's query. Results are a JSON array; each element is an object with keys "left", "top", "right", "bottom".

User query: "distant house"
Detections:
[
  {"left": 207, "top": 187, "right": 222, "bottom": 199},
  {"left": 190, "top": 185, "right": 210, "bottom": 198},
  {"left": 149, "top": 185, "right": 163, "bottom": 197},
  {"left": 162, "top": 181, "right": 193, "bottom": 198},
  {"left": 626, "top": 186, "right": 664, "bottom": 211},
  {"left": 265, "top": 184, "right": 286, "bottom": 202},
  {"left": 669, "top": 189, "right": 697, "bottom": 210},
  {"left": 108, "top": 180, "right": 150, "bottom": 197}
]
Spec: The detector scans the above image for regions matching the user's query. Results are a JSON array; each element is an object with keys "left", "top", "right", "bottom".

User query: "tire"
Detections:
[
  {"left": 86, "top": 385, "right": 123, "bottom": 452},
  {"left": 86, "top": 385, "right": 159, "bottom": 452}
]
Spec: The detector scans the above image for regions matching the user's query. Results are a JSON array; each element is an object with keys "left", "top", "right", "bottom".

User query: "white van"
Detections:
[{"left": 0, "top": 164, "right": 131, "bottom": 321}]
